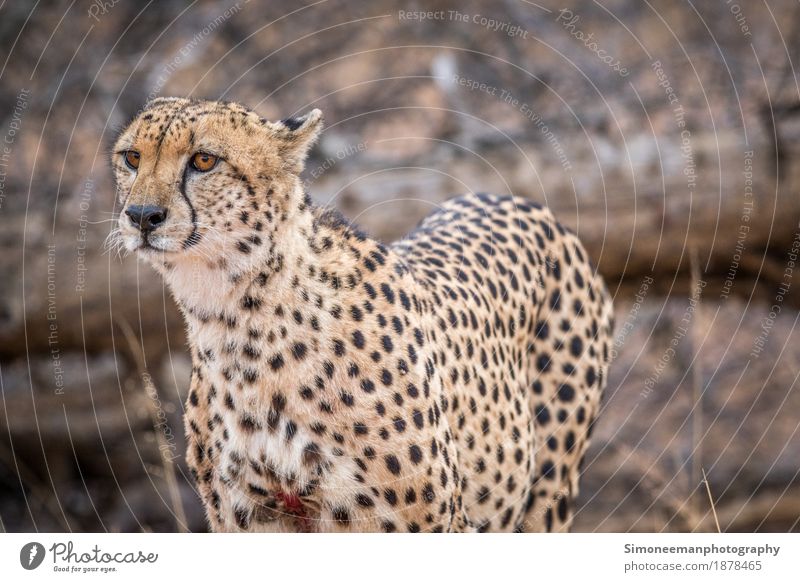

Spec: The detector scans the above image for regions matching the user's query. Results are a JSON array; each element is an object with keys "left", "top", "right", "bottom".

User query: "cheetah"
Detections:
[{"left": 112, "top": 97, "right": 613, "bottom": 532}]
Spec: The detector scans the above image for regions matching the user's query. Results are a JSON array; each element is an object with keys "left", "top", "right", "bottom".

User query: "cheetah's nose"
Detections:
[{"left": 125, "top": 204, "right": 168, "bottom": 232}]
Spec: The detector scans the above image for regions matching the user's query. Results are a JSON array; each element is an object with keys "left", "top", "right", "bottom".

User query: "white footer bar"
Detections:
[{"left": 1, "top": 533, "right": 797, "bottom": 581}]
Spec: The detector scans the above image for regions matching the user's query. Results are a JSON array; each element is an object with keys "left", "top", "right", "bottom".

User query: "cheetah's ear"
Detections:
[{"left": 275, "top": 109, "right": 323, "bottom": 173}]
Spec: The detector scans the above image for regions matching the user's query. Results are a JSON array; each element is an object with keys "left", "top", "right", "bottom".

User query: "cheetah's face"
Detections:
[{"left": 112, "top": 97, "right": 322, "bottom": 266}]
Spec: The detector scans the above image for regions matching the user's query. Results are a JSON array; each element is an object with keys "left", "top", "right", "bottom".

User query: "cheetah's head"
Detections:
[{"left": 111, "top": 97, "right": 322, "bottom": 269}]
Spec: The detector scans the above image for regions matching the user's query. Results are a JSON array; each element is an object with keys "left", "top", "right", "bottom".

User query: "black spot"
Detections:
[
  {"left": 380, "top": 283, "right": 395, "bottom": 303},
  {"left": 270, "top": 353, "right": 285, "bottom": 371},
  {"left": 557, "top": 383, "right": 576, "bottom": 402},
  {"left": 333, "top": 339, "right": 346, "bottom": 356},
  {"left": 570, "top": 336, "right": 583, "bottom": 357},
  {"left": 557, "top": 496, "right": 569, "bottom": 522},
  {"left": 541, "top": 460, "right": 555, "bottom": 480},
  {"left": 241, "top": 295, "right": 262, "bottom": 310},
  {"left": 234, "top": 507, "right": 249, "bottom": 529},
  {"left": 422, "top": 483, "right": 435, "bottom": 503},
  {"left": 536, "top": 354, "right": 552, "bottom": 372},
  {"left": 549, "top": 290, "right": 561, "bottom": 311},
  {"left": 240, "top": 414, "right": 260, "bottom": 432},
  {"left": 332, "top": 507, "right": 350, "bottom": 524},
  {"left": 242, "top": 344, "right": 260, "bottom": 359},
  {"left": 356, "top": 493, "right": 374, "bottom": 507},
  {"left": 565, "top": 431, "right": 576, "bottom": 452},
  {"left": 544, "top": 507, "right": 553, "bottom": 532},
  {"left": 285, "top": 421, "right": 297, "bottom": 441},
  {"left": 412, "top": 409, "right": 424, "bottom": 429},
  {"left": 291, "top": 342, "right": 307, "bottom": 360},
  {"left": 352, "top": 330, "right": 365, "bottom": 349},
  {"left": 534, "top": 404, "right": 551, "bottom": 425},
  {"left": 385, "top": 455, "right": 402, "bottom": 475}
]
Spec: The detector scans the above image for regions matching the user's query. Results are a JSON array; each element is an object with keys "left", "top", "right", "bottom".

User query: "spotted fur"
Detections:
[{"left": 112, "top": 97, "right": 613, "bottom": 532}]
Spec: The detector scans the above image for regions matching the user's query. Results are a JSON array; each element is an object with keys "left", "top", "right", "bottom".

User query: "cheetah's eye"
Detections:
[
  {"left": 123, "top": 150, "right": 140, "bottom": 170},
  {"left": 190, "top": 152, "right": 219, "bottom": 172}
]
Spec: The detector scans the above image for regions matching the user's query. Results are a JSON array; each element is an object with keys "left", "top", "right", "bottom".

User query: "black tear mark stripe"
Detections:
[
  {"left": 150, "top": 106, "right": 203, "bottom": 250},
  {"left": 151, "top": 102, "right": 197, "bottom": 250},
  {"left": 181, "top": 106, "right": 252, "bottom": 248},
  {"left": 146, "top": 104, "right": 200, "bottom": 250},
  {"left": 181, "top": 163, "right": 201, "bottom": 249}
]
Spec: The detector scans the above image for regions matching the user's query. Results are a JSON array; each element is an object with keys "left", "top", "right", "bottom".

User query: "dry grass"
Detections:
[
  {"left": 117, "top": 319, "right": 188, "bottom": 533},
  {"left": 702, "top": 467, "right": 721, "bottom": 533}
]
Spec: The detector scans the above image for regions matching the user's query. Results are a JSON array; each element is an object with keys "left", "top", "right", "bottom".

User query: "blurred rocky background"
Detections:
[{"left": 0, "top": 0, "right": 799, "bottom": 532}]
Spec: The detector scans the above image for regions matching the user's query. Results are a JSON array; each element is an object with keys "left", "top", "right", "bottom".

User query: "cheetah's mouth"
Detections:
[
  {"left": 127, "top": 228, "right": 202, "bottom": 256},
  {"left": 129, "top": 232, "right": 181, "bottom": 254},
  {"left": 136, "top": 236, "right": 167, "bottom": 253}
]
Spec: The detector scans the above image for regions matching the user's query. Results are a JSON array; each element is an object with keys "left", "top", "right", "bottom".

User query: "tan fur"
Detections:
[{"left": 112, "top": 98, "right": 613, "bottom": 532}]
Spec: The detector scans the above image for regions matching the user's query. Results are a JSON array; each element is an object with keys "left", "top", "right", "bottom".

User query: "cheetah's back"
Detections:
[{"left": 392, "top": 193, "right": 613, "bottom": 532}]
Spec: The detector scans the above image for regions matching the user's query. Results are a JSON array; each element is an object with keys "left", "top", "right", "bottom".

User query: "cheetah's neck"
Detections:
[{"left": 158, "top": 202, "right": 385, "bottom": 348}]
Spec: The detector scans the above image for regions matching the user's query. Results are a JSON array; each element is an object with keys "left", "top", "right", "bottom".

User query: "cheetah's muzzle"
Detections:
[{"left": 112, "top": 97, "right": 614, "bottom": 532}]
